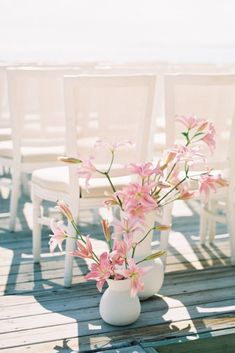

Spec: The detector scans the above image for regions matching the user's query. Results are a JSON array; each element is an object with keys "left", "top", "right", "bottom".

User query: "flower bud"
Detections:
[
  {"left": 154, "top": 224, "right": 171, "bottom": 231},
  {"left": 144, "top": 250, "right": 166, "bottom": 260},
  {"left": 101, "top": 219, "right": 111, "bottom": 241},
  {"left": 58, "top": 156, "right": 82, "bottom": 164},
  {"left": 56, "top": 200, "right": 74, "bottom": 222}
]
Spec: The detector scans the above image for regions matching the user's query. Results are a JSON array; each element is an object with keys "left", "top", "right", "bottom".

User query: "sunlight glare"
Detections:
[
  {"left": 172, "top": 201, "right": 193, "bottom": 217},
  {"left": 23, "top": 202, "right": 33, "bottom": 230},
  {"left": 169, "top": 231, "right": 204, "bottom": 269},
  {"left": 88, "top": 323, "right": 102, "bottom": 330},
  {"left": 197, "top": 305, "right": 235, "bottom": 313}
]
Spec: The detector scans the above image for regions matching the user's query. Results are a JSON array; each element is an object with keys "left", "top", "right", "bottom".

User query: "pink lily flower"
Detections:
[
  {"left": 111, "top": 216, "right": 144, "bottom": 242},
  {"left": 177, "top": 187, "right": 195, "bottom": 200},
  {"left": 162, "top": 150, "right": 178, "bottom": 167},
  {"left": 196, "top": 119, "right": 209, "bottom": 132},
  {"left": 122, "top": 258, "right": 146, "bottom": 297},
  {"left": 94, "top": 139, "right": 133, "bottom": 152},
  {"left": 109, "top": 240, "right": 129, "bottom": 266},
  {"left": 77, "top": 157, "right": 96, "bottom": 190},
  {"left": 177, "top": 115, "right": 200, "bottom": 129},
  {"left": 85, "top": 252, "right": 113, "bottom": 292},
  {"left": 171, "top": 145, "right": 206, "bottom": 165},
  {"left": 49, "top": 220, "right": 67, "bottom": 253},
  {"left": 201, "top": 123, "right": 216, "bottom": 153},
  {"left": 117, "top": 182, "right": 157, "bottom": 212},
  {"left": 113, "top": 238, "right": 132, "bottom": 257},
  {"left": 71, "top": 235, "right": 93, "bottom": 259},
  {"left": 103, "top": 192, "right": 120, "bottom": 208},
  {"left": 128, "top": 162, "right": 155, "bottom": 178},
  {"left": 199, "top": 174, "right": 218, "bottom": 201}
]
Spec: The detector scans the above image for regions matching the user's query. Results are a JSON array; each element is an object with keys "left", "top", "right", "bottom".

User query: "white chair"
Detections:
[
  {"left": 199, "top": 111, "right": 235, "bottom": 265},
  {"left": 0, "top": 67, "right": 11, "bottom": 142},
  {"left": 163, "top": 74, "right": 235, "bottom": 265},
  {"left": 0, "top": 67, "right": 81, "bottom": 231},
  {"left": 31, "top": 74, "right": 157, "bottom": 287}
]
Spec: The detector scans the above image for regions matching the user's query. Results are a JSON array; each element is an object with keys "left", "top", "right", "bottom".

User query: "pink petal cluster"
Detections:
[
  {"left": 198, "top": 174, "right": 218, "bottom": 201},
  {"left": 85, "top": 252, "right": 113, "bottom": 292},
  {"left": 111, "top": 216, "right": 144, "bottom": 242},
  {"left": 95, "top": 139, "right": 133, "bottom": 151},
  {"left": 116, "top": 182, "right": 157, "bottom": 219},
  {"left": 201, "top": 122, "right": 216, "bottom": 153},
  {"left": 122, "top": 258, "right": 146, "bottom": 297},
  {"left": 72, "top": 236, "right": 93, "bottom": 259},
  {"left": 169, "top": 145, "right": 205, "bottom": 165},
  {"left": 49, "top": 220, "right": 67, "bottom": 253},
  {"left": 177, "top": 115, "right": 209, "bottom": 132},
  {"left": 50, "top": 116, "right": 225, "bottom": 299},
  {"left": 77, "top": 158, "right": 96, "bottom": 190}
]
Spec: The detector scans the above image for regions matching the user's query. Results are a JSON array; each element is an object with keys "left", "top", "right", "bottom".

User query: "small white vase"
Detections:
[
  {"left": 99, "top": 278, "right": 141, "bottom": 326},
  {"left": 138, "top": 258, "right": 164, "bottom": 300},
  {"left": 133, "top": 211, "right": 157, "bottom": 258},
  {"left": 134, "top": 211, "right": 165, "bottom": 300}
]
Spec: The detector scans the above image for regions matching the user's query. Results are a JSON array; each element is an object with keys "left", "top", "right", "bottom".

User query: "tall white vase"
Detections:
[
  {"left": 99, "top": 278, "right": 141, "bottom": 326},
  {"left": 134, "top": 211, "right": 165, "bottom": 300}
]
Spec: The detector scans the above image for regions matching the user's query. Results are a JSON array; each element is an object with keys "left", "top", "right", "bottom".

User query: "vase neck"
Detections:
[{"left": 107, "top": 278, "right": 131, "bottom": 292}]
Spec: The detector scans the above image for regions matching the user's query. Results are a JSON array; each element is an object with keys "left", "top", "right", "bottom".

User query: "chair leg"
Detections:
[
  {"left": 208, "top": 218, "right": 216, "bottom": 243},
  {"left": 32, "top": 193, "right": 42, "bottom": 263},
  {"left": 208, "top": 199, "right": 217, "bottom": 244},
  {"left": 199, "top": 201, "right": 208, "bottom": 244},
  {"left": 227, "top": 193, "right": 235, "bottom": 266},
  {"left": 64, "top": 222, "right": 76, "bottom": 287},
  {"left": 9, "top": 170, "right": 21, "bottom": 232},
  {"left": 21, "top": 172, "right": 30, "bottom": 196}
]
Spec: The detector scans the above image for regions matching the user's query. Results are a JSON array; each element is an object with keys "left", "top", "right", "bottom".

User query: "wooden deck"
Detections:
[{"left": 0, "top": 190, "right": 235, "bottom": 352}]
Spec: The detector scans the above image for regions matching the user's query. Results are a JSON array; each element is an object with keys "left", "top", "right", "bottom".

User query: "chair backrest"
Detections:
[
  {"left": 0, "top": 67, "right": 10, "bottom": 127},
  {"left": 164, "top": 74, "right": 235, "bottom": 170},
  {"left": 7, "top": 67, "right": 82, "bottom": 151},
  {"left": 64, "top": 75, "right": 157, "bottom": 166}
]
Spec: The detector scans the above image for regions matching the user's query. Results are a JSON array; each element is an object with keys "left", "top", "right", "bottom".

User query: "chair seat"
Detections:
[
  {"left": 0, "top": 128, "right": 11, "bottom": 141},
  {"left": 32, "top": 166, "right": 133, "bottom": 198},
  {"left": 0, "top": 140, "right": 65, "bottom": 163}
]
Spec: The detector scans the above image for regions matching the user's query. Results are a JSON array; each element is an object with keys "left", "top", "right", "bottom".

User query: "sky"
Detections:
[{"left": 0, "top": 0, "right": 235, "bottom": 63}]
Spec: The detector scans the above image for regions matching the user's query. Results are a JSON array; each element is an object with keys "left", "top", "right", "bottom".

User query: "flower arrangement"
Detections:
[{"left": 49, "top": 116, "right": 227, "bottom": 298}]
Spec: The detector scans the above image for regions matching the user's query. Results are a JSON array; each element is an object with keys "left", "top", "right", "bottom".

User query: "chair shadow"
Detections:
[{"left": 0, "top": 194, "right": 231, "bottom": 352}]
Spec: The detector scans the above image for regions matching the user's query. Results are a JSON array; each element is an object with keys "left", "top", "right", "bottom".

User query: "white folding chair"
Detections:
[
  {"left": 0, "top": 67, "right": 81, "bottom": 230},
  {"left": 31, "top": 74, "right": 157, "bottom": 287},
  {"left": 164, "top": 74, "right": 235, "bottom": 265},
  {"left": 199, "top": 111, "right": 235, "bottom": 265},
  {"left": 0, "top": 67, "right": 11, "bottom": 142}
]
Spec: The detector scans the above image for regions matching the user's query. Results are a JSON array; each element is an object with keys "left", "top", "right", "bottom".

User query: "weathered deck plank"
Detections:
[{"left": 0, "top": 194, "right": 234, "bottom": 352}]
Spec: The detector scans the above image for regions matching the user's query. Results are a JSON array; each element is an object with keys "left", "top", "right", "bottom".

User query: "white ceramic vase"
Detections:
[
  {"left": 137, "top": 258, "right": 164, "bottom": 300},
  {"left": 134, "top": 211, "right": 165, "bottom": 300},
  {"left": 99, "top": 278, "right": 141, "bottom": 326}
]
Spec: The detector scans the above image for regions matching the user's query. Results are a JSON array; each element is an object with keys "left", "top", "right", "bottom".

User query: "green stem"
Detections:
[
  {"left": 69, "top": 220, "right": 100, "bottom": 262},
  {"left": 136, "top": 226, "right": 157, "bottom": 246},
  {"left": 104, "top": 171, "right": 123, "bottom": 208},
  {"left": 131, "top": 245, "right": 136, "bottom": 258},
  {"left": 166, "top": 162, "right": 177, "bottom": 181},
  {"left": 106, "top": 150, "right": 114, "bottom": 174},
  {"left": 157, "top": 177, "right": 187, "bottom": 205}
]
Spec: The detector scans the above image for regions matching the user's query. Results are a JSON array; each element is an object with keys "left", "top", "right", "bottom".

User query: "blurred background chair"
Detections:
[
  {"left": 0, "top": 67, "right": 11, "bottom": 192},
  {"left": 162, "top": 74, "right": 235, "bottom": 265},
  {"left": 31, "top": 74, "right": 157, "bottom": 287},
  {"left": 199, "top": 108, "right": 235, "bottom": 265},
  {"left": 0, "top": 67, "right": 81, "bottom": 231},
  {"left": 0, "top": 67, "right": 11, "bottom": 142}
]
